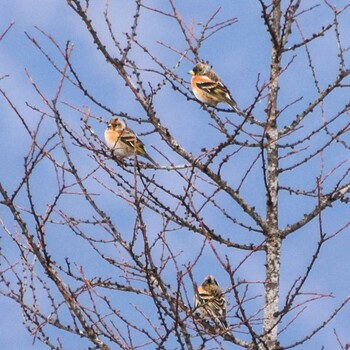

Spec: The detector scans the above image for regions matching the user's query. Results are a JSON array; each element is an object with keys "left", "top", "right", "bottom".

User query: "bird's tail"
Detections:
[
  {"left": 144, "top": 153, "right": 157, "bottom": 166},
  {"left": 226, "top": 97, "right": 239, "bottom": 113}
]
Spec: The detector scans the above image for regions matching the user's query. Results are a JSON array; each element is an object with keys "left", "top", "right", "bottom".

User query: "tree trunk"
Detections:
[{"left": 263, "top": 1, "right": 282, "bottom": 349}]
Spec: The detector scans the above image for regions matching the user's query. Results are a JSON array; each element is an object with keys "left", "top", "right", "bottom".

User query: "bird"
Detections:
[
  {"left": 104, "top": 118, "right": 156, "bottom": 165},
  {"left": 194, "top": 275, "right": 229, "bottom": 331},
  {"left": 189, "top": 63, "right": 238, "bottom": 111}
]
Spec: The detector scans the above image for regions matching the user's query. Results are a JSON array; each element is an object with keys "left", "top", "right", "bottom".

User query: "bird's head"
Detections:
[
  {"left": 107, "top": 118, "right": 126, "bottom": 131},
  {"left": 189, "top": 63, "right": 211, "bottom": 76},
  {"left": 202, "top": 275, "right": 219, "bottom": 287}
]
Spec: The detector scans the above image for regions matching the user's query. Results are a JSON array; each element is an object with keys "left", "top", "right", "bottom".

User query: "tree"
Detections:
[{"left": 1, "top": 1, "right": 350, "bottom": 349}]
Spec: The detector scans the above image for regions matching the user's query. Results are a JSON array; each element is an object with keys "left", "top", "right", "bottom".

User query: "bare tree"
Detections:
[{"left": 1, "top": 1, "right": 350, "bottom": 349}]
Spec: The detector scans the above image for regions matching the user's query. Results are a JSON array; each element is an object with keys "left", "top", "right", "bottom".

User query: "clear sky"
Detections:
[{"left": 1, "top": 1, "right": 350, "bottom": 349}]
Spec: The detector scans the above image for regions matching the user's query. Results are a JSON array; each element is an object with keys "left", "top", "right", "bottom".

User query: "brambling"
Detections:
[
  {"left": 104, "top": 118, "right": 156, "bottom": 165},
  {"left": 189, "top": 63, "right": 238, "bottom": 111},
  {"left": 195, "top": 275, "right": 228, "bottom": 331}
]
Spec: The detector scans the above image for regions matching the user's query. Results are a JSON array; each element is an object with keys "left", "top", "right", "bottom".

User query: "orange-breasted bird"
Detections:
[
  {"left": 189, "top": 63, "right": 238, "bottom": 111},
  {"left": 194, "top": 275, "right": 229, "bottom": 331},
  {"left": 104, "top": 118, "right": 156, "bottom": 165}
]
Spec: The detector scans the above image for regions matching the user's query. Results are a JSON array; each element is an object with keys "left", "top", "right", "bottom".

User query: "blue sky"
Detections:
[{"left": 1, "top": 1, "right": 350, "bottom": 349}]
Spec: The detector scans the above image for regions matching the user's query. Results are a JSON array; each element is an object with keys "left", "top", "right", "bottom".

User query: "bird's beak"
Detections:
[{"left": 188, "top": 70, "right": 194, "bottom": 75}]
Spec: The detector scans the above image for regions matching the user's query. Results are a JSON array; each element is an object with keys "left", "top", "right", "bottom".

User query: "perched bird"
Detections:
[
  {"left": 195, "top": 275, "right": 228, "bottom": 331},
  {"left": 189, "top": 63, "right": 238, "bottom": 111},
  {"left": 104, "top": 118, "right": 156, "bottom": 165}
]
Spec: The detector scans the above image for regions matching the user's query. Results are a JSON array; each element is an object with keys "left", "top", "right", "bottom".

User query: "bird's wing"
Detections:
[
  {"left": 120, "top": 128, "right": 157, "bottom": 165},
  {"left": 210, "top": 295, "right": 227, "bottom": 317},
  {"left": 196, "top": 76, "right": 224, "bottom": 94},
  {"left": 207, "top": 295, "right": 228, "bottom": 329},
  {"left": 119, "top": 129, "right": 146, "bottom": 154},
  {"left": 197, "top": 77, "right": 235, "bottom": 103}
]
